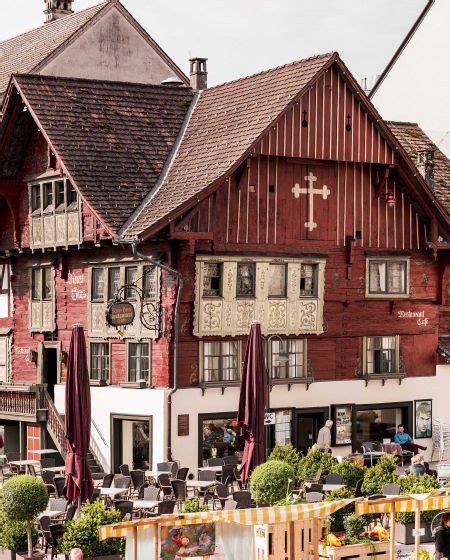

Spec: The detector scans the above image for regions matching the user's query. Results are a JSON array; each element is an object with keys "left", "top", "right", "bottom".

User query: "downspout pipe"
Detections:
[{"left": 131, "top": 242, "right": 183, "bottom": 462}]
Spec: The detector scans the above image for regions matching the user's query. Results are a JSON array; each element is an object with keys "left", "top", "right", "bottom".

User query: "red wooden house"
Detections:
[{"left": 0, "top": 3, "right": 449, "bottom": 472}]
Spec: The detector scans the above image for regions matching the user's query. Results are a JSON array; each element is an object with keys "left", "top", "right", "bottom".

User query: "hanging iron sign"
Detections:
[{"left": 106, "top": 301, "right": 135, "bottom": 327}]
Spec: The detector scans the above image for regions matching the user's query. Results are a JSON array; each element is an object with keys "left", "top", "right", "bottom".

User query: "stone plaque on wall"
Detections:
[{"left": 178, "top": 414, "right": 190, "bottom": 437}]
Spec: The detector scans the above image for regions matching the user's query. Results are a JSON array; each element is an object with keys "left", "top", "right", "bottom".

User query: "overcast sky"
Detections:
[{"left": 2, "top": 0, "right": 426, "bottom": 86}]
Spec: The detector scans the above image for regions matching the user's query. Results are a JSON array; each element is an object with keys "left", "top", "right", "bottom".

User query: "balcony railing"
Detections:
[{"left": 0, "top": 384, "right": 39, "bottom": 420}]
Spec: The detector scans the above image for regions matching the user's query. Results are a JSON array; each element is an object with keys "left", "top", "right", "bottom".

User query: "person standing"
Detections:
[
  {"left": 317, "top": 420, "right": 333, "bottom": 452},
  {"left": 434, "top": 512, "right": 450, "bottom": 560},
  {"left": 394, "top": 424, "right": 426, "bottom": 455}
]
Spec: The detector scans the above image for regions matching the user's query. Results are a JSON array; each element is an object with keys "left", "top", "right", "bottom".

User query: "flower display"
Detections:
[{"left": 160, "top": 524, "right": 216, "bottom": 559}]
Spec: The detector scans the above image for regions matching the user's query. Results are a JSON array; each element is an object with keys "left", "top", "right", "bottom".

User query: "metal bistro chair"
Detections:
[
  {"left": 156, "top": 500, "right": 175, "bottom": 515},
  {"left": 223, "top": 456, "right": 240, "bottom": 466},
  {"left": 176, "top": 467, "right": 189, "bottom": 481},
  {"left": 171, "top": 480, "right": 187, "bottom": 507},
  {"left": 64, "top": 504, "right": 77, "bottom": 524},
  {"left": 54, "top": 477, "right": 66, "bottom": 498},
  {"left": 306, "top": 492, "right": 325, "bottom": 503},
  {"left": 157, "top": 462, "right": 175, "bottom": 474},
  {"left": 101, "top": 473, "right": 114, "bottom": 488},
  {"left": 199, "top": 470, "right": 217, "bottom": 482},
  {"left": 232, "top": 491, "right": 252, "bottom": 509},
  {"left": 158, "top": 473, "right": 173, "bottom": 499},
  {"left": 41, "top": 458, "right": 56, "bottom": 469},
  {"left": 382, "top": 483, "right": 401, "bottom": 496},
  {"left": 305, "top": 483, "right": 323, "bottom": 494},
  {"left": 130, "top": 470, "right": 145, "bottom": 493},
  {"left": 143, "top": 486, "right": 161, "bottom": 501},
  {"left": 113, "top": 500, "right": 134, "bottom": 520},
  {"left": 221, "top": 465, "right": 236, "bottom": 487},
  {"left": 49, "top": 524, "right": 67, "bottom": 560}
]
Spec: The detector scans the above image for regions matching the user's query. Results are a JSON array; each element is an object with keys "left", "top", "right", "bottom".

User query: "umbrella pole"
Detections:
[
  {"left": 389, "top": 502, "right": 396, "bottom": 560},
  {"left": 414, "top": 500, "right": 421, "bottom": 560}
]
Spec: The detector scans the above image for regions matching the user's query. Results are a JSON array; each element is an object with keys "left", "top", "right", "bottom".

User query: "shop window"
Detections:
[
  {"left": 270, "top": 339, "right": 306, "bottom": 379},
  {"left": 367, "top": 259, "right": 408, "bottom": 296},
  {"left": 268, "top": 264, "right": 286, "bottom": 297},
  {"left": 354, "top": 404, "right": 410, "bottom": 452},
  {"left": 202, "top": 341, "right": 239, "bottom": 383},
  {"left": 365, "top": 336, "right": 398, "bottom": 375},
  {"left": 90, "top": 342, "right": 110, "bottom": 382},
  {"left": 236, "top": 263, "right": 255, "bottom": 297},
  {"left": 300, "top": 264, "right": 318, "bottom": 297},
  {"left": 128, "top": 342, "right": 150, "bottom": 383},
  {"left": 203, "top": 263, "right": 221, "bottom": 297},
  {"left": 199, "top": 415, "right": 244, "bottom": 466}
]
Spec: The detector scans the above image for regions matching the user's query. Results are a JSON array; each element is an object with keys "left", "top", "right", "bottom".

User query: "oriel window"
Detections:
[
  {"left": 108, "top": 267, "right": 120, "bottom": 300},
  {"left": 43, "top": 182, "right": 53, "bottom": 212},
  {"left": 236, "top": 263, "right": 255, "bottom": 297},
  {"left": 300, "top": 264, "right": 318, "bottom": 297},
  {"left": 31, "top": 185, "right": 41, "bottom": 214},
  {"left": 67, "top": 181, "right": 78, "bottom": 209},
  {"left": 143, "top": 265, "right": 157, "bottom": 300},
  {"left": 55, "top": 180, "right": 65, "bottom": 210},
  {"left": 366, "top": 336, "right": 398, "bottom": 374},
  {"left": 203, "top": 263, "right": 222, "bottom": 297},
  {"left": 268, "top": 264, "right": 287, "bottom": 297},
  {"left": 91, "top": 268, "right": 105, "bottom": 302}
]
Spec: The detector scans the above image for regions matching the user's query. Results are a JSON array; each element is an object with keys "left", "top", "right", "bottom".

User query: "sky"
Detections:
[{"left": 1, "top": 0, "right": 426, "bottom": 87}]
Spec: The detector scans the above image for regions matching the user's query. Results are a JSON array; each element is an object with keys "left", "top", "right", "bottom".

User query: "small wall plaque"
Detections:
[{"left": 178, "top": 414, "right": 190, "bottom": 437}]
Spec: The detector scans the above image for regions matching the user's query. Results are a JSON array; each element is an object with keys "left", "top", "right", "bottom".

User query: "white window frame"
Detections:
[
  {"left": 269, "top": 339, "right": 308, "bottom": 380},
  {"left": 200, "top": 340, "right": 241, "bottom": 384},
  {"left": 363, "top": 335, "right": 400, "bottom": 376},
  {"left": 126, "top": 341, "right": 151, "bottom": 384},
  {"left": 89, "top": 341, "right": 111, "bottom": 384},
  {"left": 365, "top": 257, "right": 410, "bottom": 298}
]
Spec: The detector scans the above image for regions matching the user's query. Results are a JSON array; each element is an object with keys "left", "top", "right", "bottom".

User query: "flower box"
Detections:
[
  {"left": 319, "top": 541, "right": 390, "bottom": 560},
  {"left": 395, "top": 522, "right": 433, "bottom": 545}
]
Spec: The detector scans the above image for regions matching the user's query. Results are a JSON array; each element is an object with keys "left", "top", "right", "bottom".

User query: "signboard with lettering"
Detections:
[
  {"left": 106, "top": 301, "right": 135, "bottom": 327},
  {"left": 264, "top": 412, "right": 276, "bottom": 426}
]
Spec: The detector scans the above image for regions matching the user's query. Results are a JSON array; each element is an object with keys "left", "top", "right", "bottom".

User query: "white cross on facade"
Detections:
[{"left": 292, "top": 172, "right": 331, "bottom": 231}]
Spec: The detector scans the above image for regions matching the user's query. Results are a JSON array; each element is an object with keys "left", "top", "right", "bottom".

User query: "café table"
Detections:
[
  {"left": 35, "top": 449, "right": 59, "bottom": 455},
  {"left": 198, "top": 466, "right": 223, "bottom": 473},
  {"left": 9, "top": 459, "right": 40, "bottom": 474},
  {"left": 39, "top": 509, "right": 64, "bottom": 520},
  {"left": 100, "top": 487, "right": 129, "bottom": 498},
  {"left": 186, "top": 480, "right": 216, "bottom": 490},
  {"left": 132, "top": 500, "right": 160, "bottom": 511},
  {"left": 43, "top": 466, "right": 66, "bottom": 474},
  {"left": 363, "top": 451, "right": 384, "bottom": 467}
]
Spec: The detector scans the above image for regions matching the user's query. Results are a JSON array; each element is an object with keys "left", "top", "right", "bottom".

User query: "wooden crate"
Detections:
[
  {"left": 319, "top": 541, "right": 390, "bottom": 560},
  {"left": 255, "top": 518, "right": 327, "bottom": 560}
]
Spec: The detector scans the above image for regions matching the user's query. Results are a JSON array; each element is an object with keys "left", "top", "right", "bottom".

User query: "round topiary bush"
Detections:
[
  {"left": 297, "top": 447, "right": 336, "bottom": 483},
  {"left": 250, "top": 460, "right": 295, "bottom": 506},
  {"left": 0, "top": 475, "right": 48, "bottom": 557},
  {"left": 0, "top": 509, "right": 38, "bottom": 553},
  {"left": 268, "top": 443, "right": 302, "bottom": 476}
]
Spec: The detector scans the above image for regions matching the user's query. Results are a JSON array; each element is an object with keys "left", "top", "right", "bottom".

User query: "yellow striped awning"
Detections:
[
  {"left": 99, "top": 498, "right": 356, "bottom": 540},
  {"left": 355, "top": 492, "right": 450, "bottom": 515}
]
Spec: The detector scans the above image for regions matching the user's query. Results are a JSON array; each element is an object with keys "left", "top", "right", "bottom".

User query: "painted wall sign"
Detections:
[
  {"left": 397, "top": 310, "right": 429, "bottom": 326},
  {"left": 106, "top": 301, "right": 135, "bottom": 327}
]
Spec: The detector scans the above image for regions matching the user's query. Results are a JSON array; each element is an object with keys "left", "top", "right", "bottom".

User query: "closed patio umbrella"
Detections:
[
  {"left": 238, "top": 320, "right": 268, "bottom": 484},
  {"left": 64, "top": 324, "right": 94, "bottom": 503}
]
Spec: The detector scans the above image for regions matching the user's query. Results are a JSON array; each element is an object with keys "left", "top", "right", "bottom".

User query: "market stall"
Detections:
[
  {"left": 355, "top": 491, "right": 450, "bottom": 560},
  {"left": 99, "top": 499, "right": 355, "bottom": 560}
]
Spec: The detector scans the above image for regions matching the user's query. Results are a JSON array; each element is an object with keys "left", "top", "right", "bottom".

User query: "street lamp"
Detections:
[{"left": 263, "top": 334, "right": 289, "bottom": 457}]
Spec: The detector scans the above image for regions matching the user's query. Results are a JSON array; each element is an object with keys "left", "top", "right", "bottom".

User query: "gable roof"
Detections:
[
  {"left": 387, "top": 120, "right": 450, "bottom": 214},
  {"left": 370, "top": 0, "right": 435, "bottom": 98},
  {"left": 0, "top": 3, "right": 106, "bottom": 96},
  {"left": 9, "top": 74, "right": 194, "bottom": 234},
  {"left": 123, "top": 52, "right": 336, "bottom": 237}
]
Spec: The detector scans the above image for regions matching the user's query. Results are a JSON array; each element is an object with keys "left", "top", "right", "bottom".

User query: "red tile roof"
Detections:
[
  {"left": 387, "top": 121, "right": 450, "bottom": 214},
  {"left": 0, "top": 3, "right": 106, "bottom": 96},
  {"left": 123, "top": 53, "right": 336, "bottom": 237},
  {"left": 13, "top": 74, "right": 194, "bottom": 234}
]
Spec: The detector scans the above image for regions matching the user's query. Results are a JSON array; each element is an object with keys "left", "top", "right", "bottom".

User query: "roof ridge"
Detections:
[
  {"left": 385, "top": 120, "right": 420, "bottom": 126},
  {"left": 205, "top": 52, "right": 336, "bottom": 92},
  {"left": 14, "top": 73, "right": 193, "bottom": 92},
  {"left": 0, "top": 2, "right": 106, "bottom": 47}
]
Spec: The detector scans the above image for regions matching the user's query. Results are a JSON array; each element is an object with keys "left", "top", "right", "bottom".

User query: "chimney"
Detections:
[
  {"left": 189, "top": 58, "right": 208, "bottom": 90},
  {"left": 415, "top": 149, "right": 436, "bottom": 189},
  {"left": 44, "top": 0, "right": 74, "bottom": 23}
]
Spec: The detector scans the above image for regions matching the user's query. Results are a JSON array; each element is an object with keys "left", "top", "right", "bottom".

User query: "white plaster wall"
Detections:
[
  {"left": 54, "top": 385, "right": 168, "bottom": 472},
  {"left": 41, "top": 8, "right": 182, "bottom": 85},
  {"left": 172, "top": 366, "right": 450, "bottom": 469},
  {"left": 372, "top": 0, "right": 450, "bottom": 156}
]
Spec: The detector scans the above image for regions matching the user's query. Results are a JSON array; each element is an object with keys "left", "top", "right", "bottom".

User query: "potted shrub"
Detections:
[
  {"left": 297, "top": 447, "right": 336, "bottom": 484},
  {"left": 0, "top": 509, "right": 38, "bottom": 560},
  {"left": 268, "top": 443, "right": 302, "bottom": 477},
  {"left": 0, "top": 475, "right": 48, "bottom": 559},
  {"left": 361, "top": 454, "right": 399, "bottom": 496},
  {"left": 250, "top": 460, "right": 295, "bottom": 506},
  {"left": 395, "top": 473, "right": 439, "bottom": 545},
  {"left": 60, "top": 500, "right": 125, "bottom": 560}
]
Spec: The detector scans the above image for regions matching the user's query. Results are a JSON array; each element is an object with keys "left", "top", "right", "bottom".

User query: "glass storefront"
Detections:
[
  {"left": 354, "top": 405, "right": 410, "bottom": 451},
  {"left": 112, "top": 415, "right": 152, "bottom": 472},
  {"left": 199, "top": 415, "right": 244, "bottom": 466}
]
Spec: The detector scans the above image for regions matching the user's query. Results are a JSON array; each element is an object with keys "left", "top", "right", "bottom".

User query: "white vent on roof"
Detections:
[{"left": 161, "top": 77, "right": 185, "bottom": 86}]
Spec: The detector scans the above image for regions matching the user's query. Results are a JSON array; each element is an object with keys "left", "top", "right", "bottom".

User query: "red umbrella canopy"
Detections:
[
  {"left": 237, "top": 321, "right": 268, "bottom": 484},
  {"left": 64, "top": 325, "right": 94, "bottom": 503}
]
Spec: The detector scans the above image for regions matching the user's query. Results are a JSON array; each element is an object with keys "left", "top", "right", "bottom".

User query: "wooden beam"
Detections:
[{"left": 174, "top": 206, "right": 200, "bottom": 232}]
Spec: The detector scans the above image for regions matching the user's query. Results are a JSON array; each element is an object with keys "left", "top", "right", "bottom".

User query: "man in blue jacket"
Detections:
[{"left": 394, "top": 424, "right": 426, "bottom": 455}]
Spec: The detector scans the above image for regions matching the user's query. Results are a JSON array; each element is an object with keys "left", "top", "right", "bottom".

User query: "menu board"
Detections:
[{"left": 334, "top": 405, "right": 353, "bottom": 445}]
